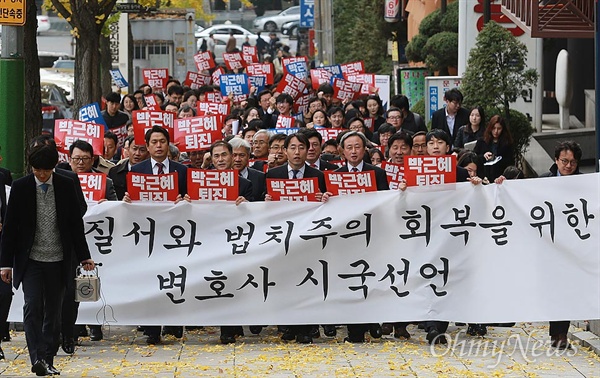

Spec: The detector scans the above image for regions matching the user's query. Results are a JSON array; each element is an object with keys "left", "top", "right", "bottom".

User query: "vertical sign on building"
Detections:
[{"left": 300, "top": 0, "right": 315, "bottom": 28}]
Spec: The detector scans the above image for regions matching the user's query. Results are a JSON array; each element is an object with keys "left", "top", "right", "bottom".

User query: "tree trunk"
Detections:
[
  {"left": 100, "top": 35, "right": 112, "bottom": 96},
  {"left": 74, "top": 26, "right": 103, "bottom": 113},
  {"left": 23, "top": 0, "right": 42, "bottom": 158}
]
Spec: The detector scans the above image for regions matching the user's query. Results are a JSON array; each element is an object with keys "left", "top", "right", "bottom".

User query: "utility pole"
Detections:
[
  {"left": 314, "top": 0, "right": 334, "bottom": 65},
  {"left": 0, "top": 22, "right": 25, "bottom": 176}
]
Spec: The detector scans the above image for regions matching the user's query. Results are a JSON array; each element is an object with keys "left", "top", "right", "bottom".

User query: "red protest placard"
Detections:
[
  {"left": 275, "top": 73, "right": 307, "bottom": 100},
  {"left": 315, "top": 128, "right": 345, "bottom": 142},
  {"left": 247, "top": 63, "right": 274, "bottom": 85},
  {"left": 187, "top": 169, "right": 239, "bottom": 201},
  {"left": 77, "top": 173, "right": 106, "bottom": 202},
  {"left": 54, "top": 119, "right": 104, "bottom": 156},
  {"left": 294, "top": 93, "right": 311, "bottom": 115},
  {"left": 340, "top": 61, "right": 365, "bottom": 78},
  {"left": 144, "top": 94, "right": 161, "bottom": 111},
  {"left": 185, "top": 71, "right": 212, "bottom": 89},
  {"left": 142, "top": 68, "right": 169, "bottom": 91},
  {"left": 132, "top": 110, "right": 175, "bottom": 146},
  {"left": 211, "top": 67, "right": 225, "bottom": 86},
  {"left": 193, "top": 51, "right": 216, "bottom": 71},
  {"left": 205, "top": 91, "right": 224, "bottom": 103},
  {"left": 403, "top": 155, "right": 457, "bottom": 186},
  {"left": 346, "top": 73, "right": 376, "bottom": 95},
  {"left": 275, "top": 114, "right": 295, "bottom": 129},
  {"left": 222, "top": 52, "right": 246, "bottom": 71},
  {"left": 332, "top": 78, "right": 362, "bottom": 102},
  {"left": 325, "top": 171, "right": 377, "bottom": 195},
  {"left": 381, "top": 161, "right": 405, "bottom": 190},
  {"left": 242, "top": 45, "right": 258, "bottom": 65},
  {"left": 127, "top": 172, "right": 179, "bottom": 202},
  {"left": 197, "top": 102, "right": 231, "bottom": 116},
  {"left": 174, "top": 115, "right": 223, "bottom": 152},
  {"left": 267, "top": 177, "right": 319, "bottom": 201},
  {"left": 310, "top": 68, "right": 332, "bottom": 90}
]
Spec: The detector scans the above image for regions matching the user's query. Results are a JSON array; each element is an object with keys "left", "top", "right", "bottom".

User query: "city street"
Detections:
[{"left": 0, "top": 323, "right": 598, "bottom": 377}]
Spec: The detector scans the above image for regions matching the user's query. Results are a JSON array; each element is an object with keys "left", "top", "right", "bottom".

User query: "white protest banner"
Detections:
[{"left": 8, "top": 174, "right": 599, "bottom": 325}]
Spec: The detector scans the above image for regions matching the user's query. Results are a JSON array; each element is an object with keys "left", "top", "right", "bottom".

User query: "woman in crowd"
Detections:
[
  {"left": 454, "top": 106, "right": 485, "bottom": 149},
  {"left": 242, "top": 107, "right": 261, "bottom": 128},
  {"left": 457, "top": 151, "right": 483, "bottom": 180},
  {"left": 474, "top": 115, "right": 514, "bottom": 182},
  {"left": 120, "top": 94, "right": 139, "bottom": 116},
  {"left": 308, "top": 109, "right": 331, "bottom": 128},
  {"left": 368, "top": 148, "right": 385, "bottom": 167},
  {"left": 366, "top": 95, "right": 386, "bottom": 132},
  {"left": 183, "top": 90, "right": 198, "bottom": 109}
]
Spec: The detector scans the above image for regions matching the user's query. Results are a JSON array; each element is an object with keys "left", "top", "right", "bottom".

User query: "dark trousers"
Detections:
[
  {"left": 22, "top": 260, "right": 65, "bottom": 365},
  {"left": 61, "top": 275, "right": 79, "bottom": 339},
  {"left": 423, "top": 321, "right": 449, "bottom": 334},
  {"left": 549, "top": 321, "right": 570, "bottom": 336},
  {"left": 347, "top": 324, "right": 369, "bottom": 340},
  {"left": 0, "top": 282, "right": 13, "bottom": 342}
]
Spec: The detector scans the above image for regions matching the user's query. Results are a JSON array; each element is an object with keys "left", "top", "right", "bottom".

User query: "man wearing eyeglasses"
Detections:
[
  {"left": 108, "top": 136, "right": 150, "bottom": 200},
  {"left": 430, "top": 88, "right": 470, "bottom": 147},
  {"left": 538, "top": 140, "right": 582, "bottom": 350}
]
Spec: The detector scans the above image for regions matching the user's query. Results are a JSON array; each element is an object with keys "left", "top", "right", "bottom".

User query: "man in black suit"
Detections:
[
  {"left": 298, "top": 128, "right": 339, "bottom": 171},
  {"left": 108, "top": 136, "right": 150, "bottom": 200},
  {"left": 0, "top": 145, "right": 95, "bottom": 376},
  {"left": 230, "top": 138, "right": 266, "bottom": 202},
  {"left": 422, "top": 128, "right": 482, "bottom": 345},
  {"left": 204, "top": 140, "right": 254, "bottom": 344},
  {"left": 129, "top": 126, "right": 188, "bottom": 199},
  {"left": 28, "top": 136, "right": 88, "bottom": 355},
  {"left": 333, "top": 131, "right": 387, "bottom": 343},
  {"left": 126, "top": 126, "right": 188, "bottom": 344},
  {"left": 335, "top": 131, "right": 389, "bottom": 191},
  {"left": 265, "top": 133, "right": 327, "bottom": 344},
  {"left": 430, "top": 88, "right": 470, "bottom": 148}
]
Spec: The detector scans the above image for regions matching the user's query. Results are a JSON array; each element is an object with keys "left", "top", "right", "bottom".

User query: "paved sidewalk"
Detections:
[{"left": 0, "top": 323, "right": 598, "bottom": 377}]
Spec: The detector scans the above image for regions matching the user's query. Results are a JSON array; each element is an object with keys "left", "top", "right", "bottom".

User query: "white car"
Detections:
[
  {"left": 253, "top": 6, "right": 300, "bottom": 32},
  {"left": 196, "top": 24, "right": 268, "bottom": 62}
]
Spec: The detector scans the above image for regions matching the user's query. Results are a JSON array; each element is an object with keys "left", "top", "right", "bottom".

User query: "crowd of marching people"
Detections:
[{"left": 0, "top": 63, "right": 584, "bottom": 374}]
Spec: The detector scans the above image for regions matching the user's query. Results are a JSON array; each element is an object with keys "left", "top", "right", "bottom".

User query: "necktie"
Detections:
[
  {"left": 292, "top": 169, "right": 300, "bottom": 179},
  {"left": 40, "top": 183, "right": 49, "bottom": 193},
  {"left": 156, "top": 162, "right": 165, "bottom": 174},
  {"left": 310, "top": 163, "right": 317, "bottom": 168},
  {"left": 351, "top": 167, "right": 359, "bottom": 172}
]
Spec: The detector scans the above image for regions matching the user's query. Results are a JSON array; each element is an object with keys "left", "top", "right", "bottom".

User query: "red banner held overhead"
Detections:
[
  {"left": 132, "top": 110, "right": 175, "bottom": 146},
  {"left": 403, "top": 155, "right": 457, "bottom": 186},
  {"left": 174, "top": 115, "right": 223, "bottom": 152},
  {"left": 77, "top": 173, "right": 107, "bottom": 202},
  {"left": 54, "top": 120, "right": 104, "bottom": 157}
]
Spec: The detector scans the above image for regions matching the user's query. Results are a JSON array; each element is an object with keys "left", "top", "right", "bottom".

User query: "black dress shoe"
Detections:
[
  {"left": 146, "top": 335, "right": 161, "bottom": 345},
  {"left": 77, "top": 327, "right": 89, "bottom": 337},
  {"left": 381, "top": 323, "right": 394, "bottom": 335},
  {"left": 281, "top": 329, "right": 295, "bottom": 341},
  {"left": 394, "top": 326, "right": 411, "bottom": 339},
  {"left": 0, "top": 346, "right": 4, "bottom": 360},
  {"left": 47, "top": 363, "right": 60, "bottom": 375},
  {"left": 310, "top": 325, "right": 320, "bottom": 338},
  {"left": 1, "top": 333, "right": 10, "bottom": 342},
  {"left": 323, "top": 325, "right": 337, "bottom": 337},
  {"left": 163, "top": 326, "right": 184, "bottom": 338},
  {"left": 426, "top": 329, "right": 447, "bottom": 345},
  {"left": 220, "top": 335, "right": 236, "bottom": 344},
  {"left": 249, "top": 326, "right": 263, "bottom": 335},
  {"left": 89, "top": 327, "right": 103, "bottom": 341},
  {"left": 343, "top": 336, "right": 365, "bottom": 343},
  {"left": 551, "top": 334, "right": 571, "bottom": 350},
  {"left": 369, "top": 323, "right": 382, "bottom": 339},
  {"left": 61, "top": 336, "right": 75, "bottom": 354},
  {"left": 31, "top": 359, "right": 51, "bottom": 376},
  {"left": 296, "top": 334, "right": 313, "bottom": 344}
]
